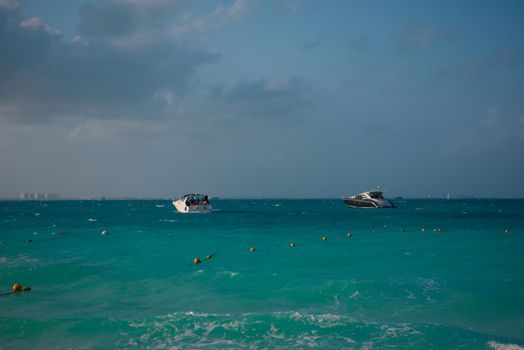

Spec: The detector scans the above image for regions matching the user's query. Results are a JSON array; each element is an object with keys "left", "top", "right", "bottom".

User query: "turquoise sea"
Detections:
[{"left": 1, "top": 199, "right": 523, "bottom": 349}]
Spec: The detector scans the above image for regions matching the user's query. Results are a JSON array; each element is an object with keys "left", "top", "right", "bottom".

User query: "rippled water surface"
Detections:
[{"left": 1, "top": 199, "right": 523, "bottom": 349}]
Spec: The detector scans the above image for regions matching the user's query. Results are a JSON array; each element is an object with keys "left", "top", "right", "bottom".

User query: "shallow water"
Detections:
[{"left": 1, "top": 199, "right": 523, "bottom": 349}]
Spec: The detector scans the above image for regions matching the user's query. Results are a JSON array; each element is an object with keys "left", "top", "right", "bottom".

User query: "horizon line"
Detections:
[{"left": 1, "top": 196, "right": 523, "bottom": 201}]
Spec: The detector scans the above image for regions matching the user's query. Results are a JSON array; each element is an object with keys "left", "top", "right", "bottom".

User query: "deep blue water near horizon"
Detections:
[{"left": 1, "top": 199, "right": 523, "bottom": 349}]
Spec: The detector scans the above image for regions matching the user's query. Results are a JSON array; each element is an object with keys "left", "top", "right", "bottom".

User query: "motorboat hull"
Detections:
[{"left": 173, "top": 200, "right": 212, "bottom": 213}]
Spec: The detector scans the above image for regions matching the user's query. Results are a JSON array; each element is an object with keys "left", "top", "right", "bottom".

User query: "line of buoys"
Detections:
[
  {"left": 87, "top": 221, "right": 508, "bottom": 271},
  {"left": 186, "top": 229, "right": 363, "bottom": 265},
  {"left": 193, "top": 253, "right": 217, "bottom": 265},
  {"left": 33, "top": 220, "right": 512, "bottom": 280},
  {"left": 1, "top": 283, "right": 31, "bottom": 297},
  {"left": 38, "top": 222, "right": 509, "bottom": 274}
]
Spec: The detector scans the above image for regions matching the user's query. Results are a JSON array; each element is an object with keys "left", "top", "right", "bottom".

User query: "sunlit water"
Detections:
[{"left": 1, "top": 199, "right": 523, "bottom": 349}]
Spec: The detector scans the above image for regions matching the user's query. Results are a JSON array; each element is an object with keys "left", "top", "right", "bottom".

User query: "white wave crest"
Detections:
[
  {"left": 488, "top": 341, "right": 524, "bottom": 350},
  {"left": 159, "top": 219, "right": 177, "bottom": 223},
  {"left": 217, "top": 271, "right": 239, "bottom": 278}
]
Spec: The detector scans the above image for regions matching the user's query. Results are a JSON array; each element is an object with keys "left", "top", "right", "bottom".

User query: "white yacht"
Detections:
[
  {"left": 173, "top": 194, "right": 212, "bottom": 213},
  {"left": 344, "top": 189, "right": 395, "bottom": 208}
]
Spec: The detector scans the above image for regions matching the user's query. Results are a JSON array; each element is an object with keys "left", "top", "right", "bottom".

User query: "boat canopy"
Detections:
[
  {"left": 180, "top": 194, "right": 209, "bottom": 202},
  {"left": 181, "top": 194, "right": 207, "bottom": 198}
]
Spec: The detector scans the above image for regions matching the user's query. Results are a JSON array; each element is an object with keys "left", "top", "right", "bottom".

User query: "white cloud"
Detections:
[
  {"left": 451, "top": 105, "right": 524, "bottom": 154},
  {"left": 399, "top": 25, "right": 457, "bottom": 53},
  {"left": 0, "top": 2, "right": 220, "bottom": 124},
  {"left": 153, "top": 88, "right": 177, "bottom": 106},
  {"left": 479, "top": 105, "right": 499, "bottom": 128},
  {"left": 284, "top": 0, "right": 300, "bottom": 12},
  {"left": 226, "top": 0, "right": 251, "bottom": 20},
  {"left": 0, "top": 0, "right": 19, "bottom": 10},
  {"left": 65, "top": 118, "right": 168, "bottom": 142},
  {"left": 20, "top": 16, "right": 62, "bottom": 36},
  {"left": 168, "top": 0, "right": 254, "bottom": 39}
]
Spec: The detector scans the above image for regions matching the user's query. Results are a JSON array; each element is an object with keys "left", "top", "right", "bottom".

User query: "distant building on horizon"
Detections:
[{"left": 19, "top": 193, "right": 60, "bottom": 200}]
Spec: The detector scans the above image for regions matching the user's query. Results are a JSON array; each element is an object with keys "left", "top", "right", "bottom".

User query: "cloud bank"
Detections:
[{"left": 0, "top": 0, "right": 261, "bottom": 123}]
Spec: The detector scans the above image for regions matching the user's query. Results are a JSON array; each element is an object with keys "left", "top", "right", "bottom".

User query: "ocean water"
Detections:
[{"left": 1, "top": 199, "right": 523, "bottom": 349}]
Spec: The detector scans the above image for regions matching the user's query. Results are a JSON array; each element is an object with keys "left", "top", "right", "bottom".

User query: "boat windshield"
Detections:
[
  {"left": 182, "top": 194, "right": 209, "bottom": 206},
  {"left": 369, "top": 192, "right": 384, "bottom": 200}
]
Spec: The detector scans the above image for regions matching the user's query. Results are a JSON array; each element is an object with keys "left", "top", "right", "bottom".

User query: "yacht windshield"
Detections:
[{"left": 369, "top": 192, "right": 384, "bottom": 200}]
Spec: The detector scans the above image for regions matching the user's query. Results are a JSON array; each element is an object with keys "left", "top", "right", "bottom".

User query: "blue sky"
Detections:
[{"left": 1, "top": 0, "right": 523, "bottom": 198}]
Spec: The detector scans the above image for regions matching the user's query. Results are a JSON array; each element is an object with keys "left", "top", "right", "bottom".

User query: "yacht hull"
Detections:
[{"left": 343, "top": 198, "right": 395, "bottom": 208}]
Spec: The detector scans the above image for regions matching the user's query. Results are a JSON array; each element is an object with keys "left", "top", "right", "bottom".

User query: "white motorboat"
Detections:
[
  {"left": 173, "top": 194, "right": 212, "bottom": 213},
  {"left": 343, "top": 189, "right": 395, "bottom": 208}
]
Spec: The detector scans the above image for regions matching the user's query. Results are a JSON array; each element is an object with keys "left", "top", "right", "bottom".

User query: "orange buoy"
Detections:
[
  {"left": 322, "top": 236, "right": 327, "bottom": 241},
  {"left": 249, "top": 247, "right": 256, "bottom": 252},
  {"left": 290, "top": 242, "right": 297, "bottom": 247},
  {"left": 12, "top": 283, "right": 23, "bottom": 293},
  {"left": 193, "top": 257, "right": 201, "bottom": 265}
]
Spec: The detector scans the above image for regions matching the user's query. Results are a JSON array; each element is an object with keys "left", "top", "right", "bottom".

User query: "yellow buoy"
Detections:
[
  {"left": 290, "top": 242, "right": 297, "bottom": 247},
  {"left": 12, "top": 283, "right": 23, "bottom": 293},
  {"left": 322, "top": 236, "right": 327, "bottom": 241},
  {"left": 249, "top": 247, "right": 256, "bottom": 252},
  {"left": 504, "top": 228, "right": 510, "bottom": 235},
  {"left": 347, "top": 233, "right": 352, "bottom": 237}
]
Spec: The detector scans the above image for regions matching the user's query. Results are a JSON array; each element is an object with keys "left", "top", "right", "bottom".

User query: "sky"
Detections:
[{"left": 1, "top": 0, "right": 523, "bottom": 198}]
